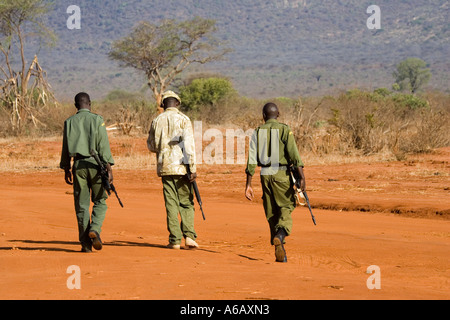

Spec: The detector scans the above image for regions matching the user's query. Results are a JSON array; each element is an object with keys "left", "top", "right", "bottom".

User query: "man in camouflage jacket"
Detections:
[{"left": 147, "top": 91, "right": 199, "bottom": 249}]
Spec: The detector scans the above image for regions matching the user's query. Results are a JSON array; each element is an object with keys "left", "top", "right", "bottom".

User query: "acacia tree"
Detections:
[
  {"left": 109, "top": 17, "right": 231, "bottom": 107},
  {"left": 393, "top": 58, "right": 431, "bottom": 94},
  {"left": 0, "top": 0, "right": 57, "bottom": 133}
]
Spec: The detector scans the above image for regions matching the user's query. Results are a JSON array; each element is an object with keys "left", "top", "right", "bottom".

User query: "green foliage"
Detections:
[
  {"left": 393, "top": 58, "right": 432, "bottom": 94},
  {"left": 104, "top": 89, "right": 143, "bottom": 103},
  {"left": 373, "top": 88, "right": 392, "bottom": 97},
  {"left": 391, "top": 93, "right": 429, "bottom": 109},
  {"left": 0, "top": 0, "right": 56, "bottom": 45},
  {"left": 179, "top": 77, "right": 236, "bottom": 111},
  {"left": 109, "top": 16, "right": 230, "bottom": 106}
]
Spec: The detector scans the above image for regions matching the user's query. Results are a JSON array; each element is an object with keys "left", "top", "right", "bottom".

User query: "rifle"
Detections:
[
  {"left": 90, "top": 150, "right": 124, "bottom": 208},
  {"left": 186, "top": 165, "right": 206, "bottom": 221},
  {"left": 289, "top": 166, "right": 316, "bottom": 225}
]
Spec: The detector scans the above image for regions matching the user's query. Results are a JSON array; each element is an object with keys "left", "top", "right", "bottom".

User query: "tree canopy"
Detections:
[
  {"left": 109, "top": 17, "right": 231, "bottom": 107},
  {"left": 180, "top": 77, "right": 236, "bottom": 111},
  {"left": 393, "top": 58, "right": 431, "bottom": 94}
]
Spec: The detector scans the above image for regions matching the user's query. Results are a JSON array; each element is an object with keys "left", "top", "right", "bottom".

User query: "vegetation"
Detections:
[
  {"left": 11, "top": 0, "right": 446, "bottom": 100},
  {"left": 109, "top": 17, "right": 230, "bottom": 107},
  {"left": 0, "top": 2, "right": 448, "bottom": 160},
  {"left": 179, "top": 77, "right": 236, "bottom": 112},
  {"left": 0, "top": 0, "right": 57, "bottom": 134},
  {"left": 176, "top": 85, "right": 449, "bottom": 157},
  {"left": 393, "top": 58, "right": 432, "bottom": 94},
  {"left": 1, "top": 81, "right": 448, "bottom": 159}
]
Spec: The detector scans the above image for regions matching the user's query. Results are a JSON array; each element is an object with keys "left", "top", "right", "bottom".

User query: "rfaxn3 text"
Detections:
[{"left": 180, "top": 303, "right": 270, "bottom": 317}]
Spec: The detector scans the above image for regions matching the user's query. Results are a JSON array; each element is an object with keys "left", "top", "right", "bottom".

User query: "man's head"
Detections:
[
  {"left": 262, "top": 102, "right": 279, "bottom": 121},
  {"left": 161, "top": 90, "right": 181, "bottom": 109},
  {"left": 74, "top": 92, "right": 91, "bottom": 110}
]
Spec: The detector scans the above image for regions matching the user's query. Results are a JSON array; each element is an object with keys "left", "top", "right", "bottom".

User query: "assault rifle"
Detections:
[
  {"left": 90, "top": 150, "right": 124, "bottom": 208},
  {"left": 186, "top": 165, "right": 206, "bottom": 221},
  {"left": 289, "top": 166, "right": 316, "bottom": 225}
]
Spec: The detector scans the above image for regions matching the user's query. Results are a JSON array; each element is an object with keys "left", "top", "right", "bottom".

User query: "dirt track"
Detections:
[{"left": 0, "top": 140, "right": 449, "bottom": 300}]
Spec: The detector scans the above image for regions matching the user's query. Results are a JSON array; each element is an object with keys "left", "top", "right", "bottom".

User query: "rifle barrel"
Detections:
[
  {"left": 90, "top": 150, "right": 124, "bottom": 208},
  {"left": 290, "top": 166, "right": 316, "bottom": 225},
  {"left": 192, "top": 181, "right": 206, "bottom": 220}
]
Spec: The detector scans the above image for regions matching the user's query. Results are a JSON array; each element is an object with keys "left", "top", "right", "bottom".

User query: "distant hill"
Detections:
[{"left": 32, "top": 0, "right": 449, "bottom": 101}]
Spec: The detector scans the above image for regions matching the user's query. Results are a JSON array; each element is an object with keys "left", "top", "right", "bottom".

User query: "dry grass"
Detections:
[
  {"left": 0, "top": 133, "right": 422, "bottom": 173},
  {"left": 1, "top": 89, "right": 449, "bottom": 172}
]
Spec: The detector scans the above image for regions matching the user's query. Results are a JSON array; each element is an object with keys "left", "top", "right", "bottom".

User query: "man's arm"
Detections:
[
  {"left": 296, "top": 166, "right": 306, "bottom": 192},
  {"left": 285, "top": 128, "right": 304, "bottom": 169},
  {"left": 245, "top": 130, "right": 258, "bottom": 201},
  {"left": 182, "top": 119, "right": 196, "bottom": 175},
  {"left": 284, "top": 127, "right": 306, "bottom": 190},
  {"left": 245, "top": 173, "right": 254, "bottom": 201},
  {"left": 147, "top": 120, "right": 158, "bottom": 153},
  {"left": 60, "top": 121, "right": 71, "bottom": 170},
  {"left": 96, "top": 118, "right": 114, "bottom": 166},
  {"left": 245, "top": 129, "right": 258, "bottom": 177},
  {"left": 60, "top": 121, "right": 73, "bottom": 185},
  {"left": 95, "top": 118, "right": 114, "bottom": 184}
]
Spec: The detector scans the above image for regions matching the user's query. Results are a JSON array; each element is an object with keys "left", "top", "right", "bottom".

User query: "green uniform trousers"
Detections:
[
  {"left": 73, "top": 159, "right": 108, "bottom": 247},
  {"left": 260, "top": 169, "right": 296, "bottom": 244},
  {"left": 162, "top": 175, "right": 197, "bottom": 245}
]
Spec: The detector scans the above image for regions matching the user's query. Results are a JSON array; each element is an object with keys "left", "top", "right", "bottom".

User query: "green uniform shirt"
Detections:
[
  {"left": 60, "top": 109, "right": 114, "bottom": 170},
  {"left": 246, "top": 119, "right": 303, "bottom": 176}
]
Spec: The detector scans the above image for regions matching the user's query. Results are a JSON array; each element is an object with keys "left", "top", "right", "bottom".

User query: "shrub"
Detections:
[{"left": 179, "top": 77, "right": 236, "bottom": 111}]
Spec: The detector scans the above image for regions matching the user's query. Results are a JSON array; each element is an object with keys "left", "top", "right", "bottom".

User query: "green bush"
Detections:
[
  {"left": 391, "top": 93, "right": 429, "bottom": 109},
  {"left": 179, "top": 77, "right": 236, "bottom": 111}
]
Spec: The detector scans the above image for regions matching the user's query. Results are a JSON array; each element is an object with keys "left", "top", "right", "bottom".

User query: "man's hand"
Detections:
[
  {"left": 245, "top": 174, "right": 254, "bottom": 201},
  {"left": 188, "top": 172, "right": 197, "bottom": 183},
  {"left": 245, "top": 185, "right": 254, "bottom": 201},
  {"left": 64, "top": 169, "right": 73, "bottom": 185},
  {"left": 297, "top": 166, "right": 306, "bottom": 191},
  {"left": 106, "top": 163, "right": 113, "bottom": 184}
]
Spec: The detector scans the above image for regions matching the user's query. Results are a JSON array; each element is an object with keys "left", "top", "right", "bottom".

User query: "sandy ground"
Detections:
[{"left": 0, "top": 138, "right": 449, "bottom": 300}]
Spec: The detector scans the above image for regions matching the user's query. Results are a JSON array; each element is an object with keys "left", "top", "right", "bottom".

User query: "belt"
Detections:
[
  {"left": 260, "top": 165, "right": 288, "bottom": 175},
  {"left": 73, "top": 154, "right": 93, "bottom": 161}
]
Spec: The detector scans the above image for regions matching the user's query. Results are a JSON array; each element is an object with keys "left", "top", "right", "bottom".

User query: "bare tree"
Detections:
[
  {"left": 0, "top": 0, "right": 57, "bottom": 134},
  {"left": 109, "top": 17, "right": 231, "bottom": 108}
]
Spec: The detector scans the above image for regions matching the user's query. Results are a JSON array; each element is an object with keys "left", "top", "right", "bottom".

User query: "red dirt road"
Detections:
[{"left": 0, "top": 143, "right": 449, "bottom": 300}]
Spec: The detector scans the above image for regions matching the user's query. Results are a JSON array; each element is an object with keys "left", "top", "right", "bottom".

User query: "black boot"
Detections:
[{"left": 273, "top": 228, "right": 287, "bottom": 262}]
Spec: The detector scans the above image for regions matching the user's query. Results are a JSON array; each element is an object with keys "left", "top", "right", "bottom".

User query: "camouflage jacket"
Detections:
[{"left": 147, "top": 107, "right": 196, "bottom": 176}]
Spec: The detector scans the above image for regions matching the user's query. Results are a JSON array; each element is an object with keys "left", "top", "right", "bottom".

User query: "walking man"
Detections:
[
  {"left": 60, "top": 92, "right": 114, "bottom": 253},
  {"left": 147, "top": 90, "right": 199, "bottom": 249},
  {"left": 245, "top": 102, "right": 306, "bottom": 262}
]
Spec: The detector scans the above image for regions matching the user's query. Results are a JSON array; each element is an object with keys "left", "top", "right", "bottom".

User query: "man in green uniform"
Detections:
[
  {"left": 147, "top": 90, "right": 199, "bottom": 250},
  {"left": 60, "top": 92, "right": 114, "bottom": 253},
  {"left": 245, "top": 102, "right": 306, "bottom": 262}
]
